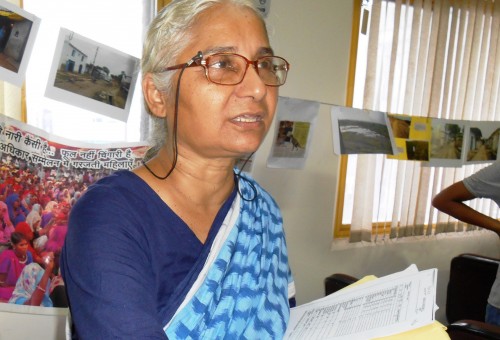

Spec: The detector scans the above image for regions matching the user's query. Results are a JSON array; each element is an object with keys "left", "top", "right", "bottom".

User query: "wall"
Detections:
[
  {"left": 253, "top": 0, "right": 500, "bottom": 323},
  {"left": 0, "top": 303, "right": 68, "bottom": 339}
]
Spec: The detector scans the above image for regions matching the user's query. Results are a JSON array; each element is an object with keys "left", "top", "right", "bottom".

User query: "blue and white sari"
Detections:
[{"left": 164, "top": 173, "right": 295, "bottom": 339}]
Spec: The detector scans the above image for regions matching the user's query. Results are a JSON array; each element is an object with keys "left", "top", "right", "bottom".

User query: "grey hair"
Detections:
[{"left": 141, "top": 0, "right": 264, "bottom": 159}]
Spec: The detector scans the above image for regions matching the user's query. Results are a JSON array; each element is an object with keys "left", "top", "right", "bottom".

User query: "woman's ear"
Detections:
[{"left": 142, "top": 73, "right": 168, "bottom": 118}]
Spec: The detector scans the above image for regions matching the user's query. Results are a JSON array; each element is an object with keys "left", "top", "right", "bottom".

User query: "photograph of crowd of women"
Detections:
[{"left": 0, "top": 115, "right": 147, "bottom": 308}]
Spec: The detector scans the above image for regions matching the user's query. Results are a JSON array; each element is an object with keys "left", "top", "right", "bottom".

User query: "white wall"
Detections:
[{"left": 253, "top": 0, "right": 500, "bottom": 323}]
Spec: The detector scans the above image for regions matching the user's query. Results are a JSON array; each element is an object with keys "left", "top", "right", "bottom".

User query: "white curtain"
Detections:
[{"left": 348, "top": 0, "right": 500, "bottom": 243}]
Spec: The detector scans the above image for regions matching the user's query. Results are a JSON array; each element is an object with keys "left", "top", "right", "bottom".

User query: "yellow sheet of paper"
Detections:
[{"left": 409, "top": 117, "right": 432, "bottom": 140}]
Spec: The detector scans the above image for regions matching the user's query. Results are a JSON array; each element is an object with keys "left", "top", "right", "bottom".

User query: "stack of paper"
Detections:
[{"left": 284, "top": 265, "right": 449, "bottom": 339}]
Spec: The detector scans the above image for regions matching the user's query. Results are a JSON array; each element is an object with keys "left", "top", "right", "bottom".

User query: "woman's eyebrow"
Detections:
[
  {"left": 203, "top": 46, "right": 237, "bottom": 55},
  {"left": 202, "top": 46, "right": 275, "bottom": 56},
  {"left": 258, "top": 47, "right": 275, "bottom": 56}
]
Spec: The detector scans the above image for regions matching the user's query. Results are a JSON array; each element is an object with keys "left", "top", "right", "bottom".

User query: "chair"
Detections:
[
  {"left": 446, "top": 253, "right": 499, "bottom": 323},
  {"left": 324, "top": 273, "right": 358, "bottom": 296},
  {"left": 446, "top": 320, "right": 500, "bottom": 340},
  {"left": 323, "top": 253, "right": 500, "bottom": 340},
  {"left": 445, "top": 253, "right": 500, "bottom": 339}
]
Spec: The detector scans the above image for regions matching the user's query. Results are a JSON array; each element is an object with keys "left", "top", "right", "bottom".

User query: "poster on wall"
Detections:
[
  {"left": 267, "top": 97, "right": 318, "bottom": 169},
  {"left": 45, "top": 28, "right": 140, "bottom": 122},
  {"left": 0, "top": 113, "right": 148, "bottom": 250},
  {"left": 0, "top": 0, "right": 40, "bottom": 87},
  {"left": 331, "top": 106, "right": 396, "bottom": 155}
]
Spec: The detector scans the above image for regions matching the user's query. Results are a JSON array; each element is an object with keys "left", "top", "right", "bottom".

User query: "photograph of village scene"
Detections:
[
  {"left": 465, "top": 122, "right": 500, "bottom": 162},
  {"left": 0, "top": 5, "right": 33, "bottom": 74},
  {"left": 51, "top": 30, "right": 137, "bottom": 110},
  {"left": 430, "top": 121, "right": 465, "bottom": 160}
]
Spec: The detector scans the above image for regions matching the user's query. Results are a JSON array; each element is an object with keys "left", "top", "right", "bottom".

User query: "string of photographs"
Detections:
[
  {"left": 0, "top": 0, "right": 139, "bottom": 122},
  {"left": 331, "top": 106, "right": 500, "bottom": 167}
]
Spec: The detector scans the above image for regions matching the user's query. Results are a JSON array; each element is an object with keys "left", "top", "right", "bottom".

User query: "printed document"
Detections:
[{"left": 284, "top": 265, "right": 438, "bottom": 340}]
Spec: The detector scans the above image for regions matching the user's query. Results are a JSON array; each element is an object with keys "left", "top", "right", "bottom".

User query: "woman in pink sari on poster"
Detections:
[{"left": 0, "top": 232, "right": 33, "bottom": 301}]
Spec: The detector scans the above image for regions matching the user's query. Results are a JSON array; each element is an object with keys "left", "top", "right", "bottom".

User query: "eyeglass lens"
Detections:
[{"left": 205, "top": 54, "right": 288, "bottom": 86}]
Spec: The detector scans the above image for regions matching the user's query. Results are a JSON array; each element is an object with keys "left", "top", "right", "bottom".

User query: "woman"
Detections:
[
  {"left": 40, "top": 201, "right": 56, "bottom": 229},
  {"left": 5, "top": 192, "right": 27, "bottom": 226},
  {"left": 44, "top": 225, "right": 69, "bottom": 307},
  {"left": 61, "top": 0, "right": 294, "bottom": 338},
  {"left": 14, "top": 221, "right": 43, "bottom": 265},
  {"left": 9, "top": 225, "right": 68, "bottom": 307},
  {"left": 37, "top": 201, "right": 68, "bottom": 245},
  {"left": 0, "top": 201, "right": 14, "bottom": 243},
  {"left": 26, "top": 202, "right": 42, "bottom": 232},
  {"left": 0, "top": 232, "right": 33, "bottom": 301},
  {"left": 8, "top": 252, "right": 54, "bottom": 307}
]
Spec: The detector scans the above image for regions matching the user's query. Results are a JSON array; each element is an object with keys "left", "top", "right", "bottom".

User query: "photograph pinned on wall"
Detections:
[
  {"left": 405, "top": 139, "right": 429, "bottom": 161},
  {"left": 405, "top": 116, "right": 432, "bottom": 161},
  {"left": 427, "top": 118, "right": 467, "bottom": 167},
  {"left": 387, "top": 113, "right": 411, "bottom": 160},
  {"left": 0, "top": 0, "right": 40, "bottom": 87},
  {"left": 386, "top": 115, "right": 433, "bottom": 162},
  {"left": 464, "top": 121, "right": 500, "bottom": 164},
  {"left": 267, "top": 97, "right": 318, "bottom": 169},
  {"left": 45, "top": 28, "right": 140, "bottom": 122},
  {"left": 331, "top": 106, "right": 396, "bottom": 155}
]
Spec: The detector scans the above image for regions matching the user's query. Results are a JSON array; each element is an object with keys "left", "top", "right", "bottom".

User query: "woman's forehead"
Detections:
[{"left": 185, "top": 5, "right": 268, "bottom": 53}]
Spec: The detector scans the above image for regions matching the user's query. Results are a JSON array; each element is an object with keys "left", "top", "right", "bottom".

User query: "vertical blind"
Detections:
[{"left": 347, "top": 0, "right": 500, "bottom": 243}]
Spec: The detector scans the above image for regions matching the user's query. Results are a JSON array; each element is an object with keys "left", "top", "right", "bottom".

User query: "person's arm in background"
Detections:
[
  {"left": 25, "top": 255, "right": 54, "bottom": 306},
  {"left": 432, "top": 181, "right": 500, "bottom": 237}
]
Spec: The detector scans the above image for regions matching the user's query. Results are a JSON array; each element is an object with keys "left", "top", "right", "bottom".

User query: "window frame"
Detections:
[{"left": 333, "top": 0, "right": 361, "bottom": 239}]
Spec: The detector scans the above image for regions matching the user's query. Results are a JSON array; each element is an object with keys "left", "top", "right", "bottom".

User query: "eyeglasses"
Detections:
[{"left": 164, "top": 52, "right": 290, "bottom": 87}]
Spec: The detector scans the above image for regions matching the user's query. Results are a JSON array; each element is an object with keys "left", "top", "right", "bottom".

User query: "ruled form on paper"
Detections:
[{"left": 284, "top": 265, "right": 438, "bottom": 340}]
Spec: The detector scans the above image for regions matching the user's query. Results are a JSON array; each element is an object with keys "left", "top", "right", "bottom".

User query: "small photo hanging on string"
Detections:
[
  {"left": 331, "top": 106, "right": 396, "bottom": 155},
  {"left": 464, "top": 121, "right": 500, "bottom": 164},
  {"left": 45, "top": 28, "right": 140, "bottom": 122},
  {"left": 0, "top": 0, "right": 40, "bottom": 87},
  {"left": 267, "top": 97, "right": 318, "bottom": 169},
  {"left": 427, "top": 118, "right": 467, "bottom": 167}
]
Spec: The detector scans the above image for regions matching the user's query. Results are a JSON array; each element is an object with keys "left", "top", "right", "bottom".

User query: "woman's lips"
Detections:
[{"left": 232, "top": 114, "right": 263, "bottom": 123}]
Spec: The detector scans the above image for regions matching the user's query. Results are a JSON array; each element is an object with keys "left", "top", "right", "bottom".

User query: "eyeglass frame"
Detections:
[{"left": 162, "top": 52, "right": 290, "bottom": 87}]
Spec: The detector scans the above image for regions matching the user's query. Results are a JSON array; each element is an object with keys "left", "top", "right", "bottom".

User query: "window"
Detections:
[{"left": 335, "top": 0, "right": 500, "bottom": 243}]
